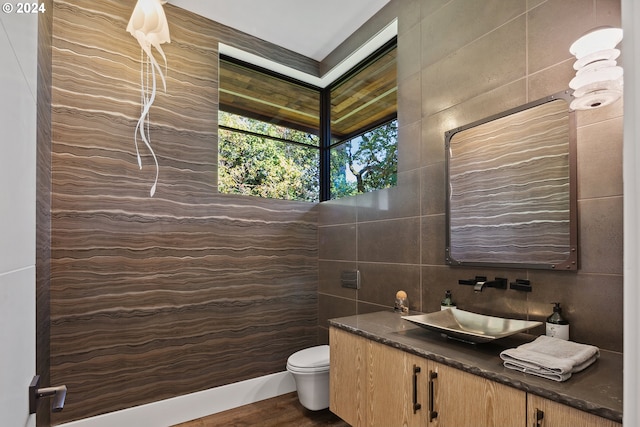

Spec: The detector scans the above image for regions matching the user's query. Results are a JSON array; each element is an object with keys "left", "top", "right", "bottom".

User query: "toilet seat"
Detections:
[{"left": 286, "top": 345, "right": 329, "bottom": 373}]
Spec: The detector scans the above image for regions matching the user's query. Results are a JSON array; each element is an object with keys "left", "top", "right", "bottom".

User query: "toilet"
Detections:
[{"left": 286, "top": 345, "right": 330, "bottom": 411}]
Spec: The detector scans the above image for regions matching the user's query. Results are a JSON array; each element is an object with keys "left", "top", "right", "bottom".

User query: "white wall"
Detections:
[
  {"left": 0, "top": 9, "right": 37, "bottom": 427},
  {"left": 623, "top": 1, "right": 640, "bottom": 426}
]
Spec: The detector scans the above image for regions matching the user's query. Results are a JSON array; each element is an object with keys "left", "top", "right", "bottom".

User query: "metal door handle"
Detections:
[{"left": 29, "top": 375, "right": 67, "bottom": 414}]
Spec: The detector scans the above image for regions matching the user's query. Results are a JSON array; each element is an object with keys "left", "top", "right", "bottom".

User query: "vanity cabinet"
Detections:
[
  {"left": 432, "top": 362, "right": 525, "bottom": 427},
  {"left": 329, "top": 312, "right": 622, "bottom": 426},
  {"left": 527, "top": 395, "right": 621, "bottom": 427},
  {"left": 330, "top": 327, "right": 524, "bottom": 427},
  {"left": 329, "top": 327, "right": 367, "bottom": 426},
  {"left": 330, "top": 327, "right": 430, "bottom": 426}
]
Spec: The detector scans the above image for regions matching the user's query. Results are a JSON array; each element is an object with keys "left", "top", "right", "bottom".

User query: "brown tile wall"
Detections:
[
  {"left": 42, "top": 1, "right": 320, "bottom": 423},
  {"left": 318, "top": 0, "right": 624, "bottom": 353}
]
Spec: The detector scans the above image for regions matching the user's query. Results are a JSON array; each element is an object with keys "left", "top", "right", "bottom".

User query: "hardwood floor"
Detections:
[{"left": 172, "top": 392, "right": 350, "bottom": 427}]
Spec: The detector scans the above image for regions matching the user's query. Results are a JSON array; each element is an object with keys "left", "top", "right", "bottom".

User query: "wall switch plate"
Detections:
[{"left": 341, "top": 270, "right": 360, "bottom": 289}]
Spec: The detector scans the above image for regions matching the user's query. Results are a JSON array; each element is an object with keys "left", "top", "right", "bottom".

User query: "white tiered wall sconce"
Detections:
[
  {"left": 127, "top": 0, "right": 171, "bottom": 197},
  {"left": 569, "top": 27, "right": 623, "bottom": 111}
]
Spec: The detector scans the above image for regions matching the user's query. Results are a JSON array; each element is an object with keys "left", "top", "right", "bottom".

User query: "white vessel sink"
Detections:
[{"left": 402, "top": 308, "right": 542, "bottom": 343}]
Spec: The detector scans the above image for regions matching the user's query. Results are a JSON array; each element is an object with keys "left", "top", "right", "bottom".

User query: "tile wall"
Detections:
[
  {"left": 40, "top": 1, "right": 319, "bottom": 423},
  {"left": 319, "top": 0, "right": 624, "bottom": 353}
]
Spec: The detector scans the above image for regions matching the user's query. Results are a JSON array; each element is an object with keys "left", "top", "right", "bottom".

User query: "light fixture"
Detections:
[
  {"left": 569, "top": 27, "right": 623, "bottom": 111},
  {"left": 127, "top": 0, "right": 171, "bottom": 197}
]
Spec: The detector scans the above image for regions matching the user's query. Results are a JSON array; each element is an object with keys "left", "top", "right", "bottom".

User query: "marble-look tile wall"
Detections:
[
  {"left": 319, "top": 0, "right": 624, "bottom": 353},
  {"left": 41, "top": 1, "right": 319, "bottom": 423}
]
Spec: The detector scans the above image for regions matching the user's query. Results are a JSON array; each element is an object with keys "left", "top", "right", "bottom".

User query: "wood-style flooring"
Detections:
[{"left": 172, "top": 392, "right": 350, "bottom": 427}]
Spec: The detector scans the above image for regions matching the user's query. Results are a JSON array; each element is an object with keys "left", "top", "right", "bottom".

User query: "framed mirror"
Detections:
[{"left": 445, "top": 92, "right": 577, "bottom": 270}]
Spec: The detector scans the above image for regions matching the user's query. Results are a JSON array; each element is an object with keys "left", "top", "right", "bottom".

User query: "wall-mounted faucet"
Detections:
[
  {"left": 474, "top": 277, "right": 508, "bottom": 292},
  {"left": 458, "top": 276, "right": 508, "bottom": 292}
]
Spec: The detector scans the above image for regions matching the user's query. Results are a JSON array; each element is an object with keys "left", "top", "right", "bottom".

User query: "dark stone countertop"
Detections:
[{"left": 328, "top": 310, "right": 623, "bottom": 423}]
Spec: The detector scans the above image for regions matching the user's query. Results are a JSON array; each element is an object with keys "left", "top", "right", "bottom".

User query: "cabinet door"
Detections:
[
  {"left": 405, "top": 352, "right": 433, "bottom": 426},
  {"left": 432, "top": 362, "right": 525, "bottom": 427},
  {"left": 368, "top": 341, "right": 430, "bottom": 427},
  {"left": 329, "top": 327, "right": 368, "bottom": 426},
  {"left": 527, "top": 394, "right": 621, "bottom": 427}
]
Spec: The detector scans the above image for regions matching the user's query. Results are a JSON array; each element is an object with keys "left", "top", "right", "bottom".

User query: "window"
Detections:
[
  {"left": 218, "top": 57, "right": 321, "bottom": 201},
  {"left": 329, "top": 120, "right": 398, "bottom": 198},
  {"left": 218, "top": 39, "right": 397, "bottom": 202},
  {"left": 218, "top": 112, "right": 320, "bottom": 201},
  {"left": 328, "top": 42, "right": 398, "bottom": 199}
]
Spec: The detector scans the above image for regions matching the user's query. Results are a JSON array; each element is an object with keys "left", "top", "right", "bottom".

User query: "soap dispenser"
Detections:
[
  {"left": 441, "top": 290, "right": 456, "bottom": 310},
  {"left": 546, "top": 302, "right": 569, "bottom": 340}
]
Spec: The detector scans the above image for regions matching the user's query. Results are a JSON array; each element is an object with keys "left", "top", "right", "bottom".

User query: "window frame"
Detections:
[
  {"left": 324, "top": 37, "right": 397, "bottom": 201},
  {"left": 218, "top": 37, "right": 398, "bottom": 202}
]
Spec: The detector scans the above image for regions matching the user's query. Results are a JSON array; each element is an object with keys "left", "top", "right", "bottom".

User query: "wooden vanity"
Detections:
[{"left": 329, "top": 311, "right": 622, "bottom": 427}]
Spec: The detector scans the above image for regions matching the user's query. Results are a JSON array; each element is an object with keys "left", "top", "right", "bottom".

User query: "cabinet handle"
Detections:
[
  {"left": 534, "top": 408, "right": 544, "bottom": 427},
  {"left": 428, "top": 370, "right": 438, "bottom": 422},
  {"left": 412, "top": 365, "right": 422, "bottom": 413}
]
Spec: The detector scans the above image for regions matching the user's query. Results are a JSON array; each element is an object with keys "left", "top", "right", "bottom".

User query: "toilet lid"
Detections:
[{"left": 287, "top": 345, "right": 330, "bottom": 369}]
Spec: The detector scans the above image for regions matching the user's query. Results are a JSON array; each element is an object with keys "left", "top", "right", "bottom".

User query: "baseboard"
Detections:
[{"left": 57, "top": 371, "right": 296, "bottom": 427}]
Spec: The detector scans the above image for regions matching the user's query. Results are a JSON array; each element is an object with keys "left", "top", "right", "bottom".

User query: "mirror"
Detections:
[{"left": 445, "top": 92, "right": 577, "bottom": 270}]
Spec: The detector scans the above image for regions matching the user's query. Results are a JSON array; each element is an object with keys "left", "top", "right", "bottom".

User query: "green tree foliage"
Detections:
[
  {"left": 218, "top": 112, "right": 319, "bottom": 201},
  {"left": 218, "top": 113, "right": 397, "bottom": 202},
  {"left": 330, "top": 120, "right": 398, "bottom": 199}
]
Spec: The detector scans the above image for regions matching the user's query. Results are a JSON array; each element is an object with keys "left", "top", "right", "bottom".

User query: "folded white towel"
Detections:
[
  {"left": 502, "top": 359, "right": 573, "bottom": 382},
  {"left": 500, "top": 335, "right": 599, "bottom": 382}
]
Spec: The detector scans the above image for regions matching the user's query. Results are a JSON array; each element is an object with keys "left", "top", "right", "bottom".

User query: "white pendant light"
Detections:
[
  {"left": 127, "top": 0, "right": 171, "bottom": 197},
  {"left": 569, "top": 27, "right": 623, "bottom": 110}
]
